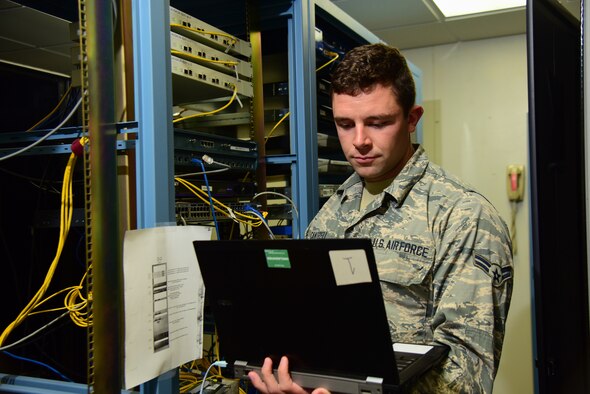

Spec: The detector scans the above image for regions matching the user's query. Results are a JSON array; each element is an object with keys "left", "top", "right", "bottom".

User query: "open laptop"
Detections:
[{"left": 193, "top": 238, "right": 448, "bottom": 394}]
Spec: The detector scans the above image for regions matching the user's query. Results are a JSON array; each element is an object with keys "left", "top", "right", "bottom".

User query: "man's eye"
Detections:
[
  {"left": 337, "top": 123, "right": 354, "bottom": 129},
  {"left": 368, "top": 123, "right": 385, "bottom": 128}
]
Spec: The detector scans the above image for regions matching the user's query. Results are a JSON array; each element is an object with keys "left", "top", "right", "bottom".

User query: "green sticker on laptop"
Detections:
[{"left": 264, "top": 249, "right": 291, "bottom": 268}]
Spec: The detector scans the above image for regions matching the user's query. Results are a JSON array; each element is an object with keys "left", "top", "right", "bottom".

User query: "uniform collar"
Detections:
[
  {"left": 335, "top": 145, "right": 429, "bottom": 207},
  {"left": 384, "top": 145, "right": 429, "bottom": 207}
]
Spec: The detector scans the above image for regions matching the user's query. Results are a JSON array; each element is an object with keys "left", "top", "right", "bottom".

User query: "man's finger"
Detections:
[
  {"left": 276, "top": 356, "right": 294, "bottom": 390},
  {"left": 259, "top": 357, "right": 280, "bottom": 392},
  {"left": 248, "top": 371, "right": 268, "bottom": 394}
]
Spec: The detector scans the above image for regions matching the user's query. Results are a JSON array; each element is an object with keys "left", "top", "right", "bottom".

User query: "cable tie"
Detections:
[{"left": 71, "top": 138, "right": 84, "bottom": 157}]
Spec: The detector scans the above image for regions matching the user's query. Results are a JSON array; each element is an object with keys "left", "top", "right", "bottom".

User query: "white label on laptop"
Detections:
[
  {"left": 329, "top": 249, "right": 372, "bottom": 286},
  {"left": 393, "top": 343, "right": 434, "bottom": 354}
]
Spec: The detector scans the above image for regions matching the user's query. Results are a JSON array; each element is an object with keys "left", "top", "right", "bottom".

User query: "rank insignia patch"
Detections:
[{"left": 474, "top": 254, "right": 512, "bottom": 287}]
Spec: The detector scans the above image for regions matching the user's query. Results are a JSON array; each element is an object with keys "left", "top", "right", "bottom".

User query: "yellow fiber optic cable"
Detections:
[
  {"left": 171, "top": 50, "right": 238, "bottom": 67},
  {"left": 265, "top": 111, "right": 290, "bottom": 142},
  {"left": 175, "top": 177, "right": 264, "bottom": 225},
  {"left": 27, "top": 284, "right": 82, "bottom": 315},
  {"left": 264, "top": 51, "right": 339, "bottom": 142},
  {"left": 64, "top": 268, "right": 92, "bottom": 327},
  {"left": 315, "top": 50, "right": 339, "bottom": 72},
  {"left": 170, "top": 23, "right": 238, "bottom": 48},
  {"left": 27, "top": 85, "right": 74, "bottom": 131},
  {"left": 173, "top": 84, "right": 238, "bottom": 124},
  {"left": 0, "top": 138, "right": 85, "bottom": 346}
]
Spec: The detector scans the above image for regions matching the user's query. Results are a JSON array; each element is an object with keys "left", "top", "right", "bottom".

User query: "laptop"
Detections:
[{"left": 193, "top": 238, "right": 448, "bottom": 394}]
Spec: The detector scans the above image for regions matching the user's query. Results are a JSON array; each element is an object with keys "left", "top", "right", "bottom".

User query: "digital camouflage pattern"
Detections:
[{"left": 305, "top": 146, "right": 513, "bottom": 393}]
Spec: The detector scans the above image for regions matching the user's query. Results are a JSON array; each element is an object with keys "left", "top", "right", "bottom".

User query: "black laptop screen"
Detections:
[{"left": 193, "top": 238, "right": 399, "bottom": 385}]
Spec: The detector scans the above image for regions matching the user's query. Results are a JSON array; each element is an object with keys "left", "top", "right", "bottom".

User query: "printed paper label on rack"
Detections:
[{"left": 122, "top": 225, "right": 212, "bottom": 389}]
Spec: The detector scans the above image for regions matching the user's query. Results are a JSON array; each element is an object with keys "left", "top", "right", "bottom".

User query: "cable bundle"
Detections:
[
  {"left": 175, "top": 177, "right": 265, "bottom": 228},
  {"left": 0, "top": 138, "right": 91, "bottom": 347}
]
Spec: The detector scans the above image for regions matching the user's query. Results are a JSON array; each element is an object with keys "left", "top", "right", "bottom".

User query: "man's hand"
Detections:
[{"left": 247, "top": 356, "right": 330, "bottom": 394}]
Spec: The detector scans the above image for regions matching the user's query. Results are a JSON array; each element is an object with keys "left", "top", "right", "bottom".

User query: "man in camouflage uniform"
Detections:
[{"left": 249, "top": 44, "right": 513, "bottom": 394}]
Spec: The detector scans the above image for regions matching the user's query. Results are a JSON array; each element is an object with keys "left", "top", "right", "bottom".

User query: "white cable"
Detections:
[
  {"left": 201, "top": 155, "right": 231, "bottom": 168},
  {"left": 0, "top": 95, "right": 84, "bottom": 162},
  {"left": 200, "top": 360, "right": 227, "bottom": 394},
  {"left": 174, "top": 167, "right": 230, "bottom": 177},
  {"left": 174, "top": 154, "right": 231, "bottom": 176},
  {"left": 0, "top": 311, "right": 70, "bottom": 351},
  {"left": 251, "top": 191, "right": 299, "bottom": 219},
  {"left": 226, "top": 207, "right": 237, "bottom": 220}
]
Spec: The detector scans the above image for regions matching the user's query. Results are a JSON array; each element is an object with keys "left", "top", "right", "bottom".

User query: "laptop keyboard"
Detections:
[{"left": 395, "top": 352, "right": 421, "bottom": 372}]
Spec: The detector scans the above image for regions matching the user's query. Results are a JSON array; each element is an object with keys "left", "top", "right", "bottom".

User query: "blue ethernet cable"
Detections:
[
  {"left": 2, "top": 350, "right": 73, "bottom": 382},
  {"left": 243, "top": 204, "right": 275, "bottom": 239},
  {"left": 191, "top": 158, "right": 220, "bottom": 239}
]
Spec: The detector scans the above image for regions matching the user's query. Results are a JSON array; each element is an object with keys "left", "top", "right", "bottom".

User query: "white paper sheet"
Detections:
[{"left": 122, "top": 225, "right": 212, "bottom": 389}]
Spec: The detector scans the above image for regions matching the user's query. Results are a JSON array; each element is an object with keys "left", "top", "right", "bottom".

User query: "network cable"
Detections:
[
  {"left": 200, "top": 361, "right": 227, "bottom": 394},
  {"left": 243, "top": 204, "right": 275, "bottom": 239},
  {"left": 1, "top": 351, "right": 73, "bottom": 382},
  {"left": 315, "top": 49, "right": 340, "bottom": 72},
  {"left": 192, "top": 157, "right": 220, "bottom": 238},
  {"left": 0, "top": 311, "right": 69, "bottom": 352},
  {"left": 173, "top": 84, "right": 239, "bottom": 124},
  {"left": 264, "top": 50, "right": 339, "bottom": 142},
  {"left": 175, "top": 177, "right": 264, "bottom": 227},
  {"left": 0, "top": 94, "right": 84, "bottom": 162},
  {"left": 251, "top": 191, "right": 299, "bottom": 219},
  {"left": 175, "top": 155, "right": 231, "bottom": 177},
  {"left": 26, "top": 85, "right": 76, "bottom": 132},
  {"left": 171, "top": 49, "right": 238, "bottom": 68},
  {"left": 170, "top": 23, "right": 238, "bottom": 52},
  {"left": 0, "top": 137, "right": 87, "bottom": 346}
]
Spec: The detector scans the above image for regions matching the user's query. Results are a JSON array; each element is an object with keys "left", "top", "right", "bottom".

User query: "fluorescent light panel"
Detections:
[{"left": 432, "top": 0, "right": 526, "bottom": 17}]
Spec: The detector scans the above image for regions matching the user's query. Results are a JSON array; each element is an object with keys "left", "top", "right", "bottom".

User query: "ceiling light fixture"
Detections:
[{"left": 432, "top": 0, "right": 526, "bottom": 17}]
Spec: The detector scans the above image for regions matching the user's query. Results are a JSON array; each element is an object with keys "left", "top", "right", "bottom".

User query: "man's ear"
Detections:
[{"left": 407, "top": 105, "right": 424, "bottom": 133}]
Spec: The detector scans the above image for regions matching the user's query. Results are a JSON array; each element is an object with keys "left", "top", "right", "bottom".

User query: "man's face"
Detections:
[{"left": 332, "top": 84, "right": 423, "bottom": 182}]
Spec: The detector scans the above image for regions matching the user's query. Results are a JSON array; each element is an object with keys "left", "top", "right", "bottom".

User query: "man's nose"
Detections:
[{"left": 352, "top": 126, "right": 370, "bottom": 148}]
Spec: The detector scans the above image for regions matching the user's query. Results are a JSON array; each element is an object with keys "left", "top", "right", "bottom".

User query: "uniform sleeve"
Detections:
[{"left": 410, "top": 196, "right": 514, "bottom": 393}]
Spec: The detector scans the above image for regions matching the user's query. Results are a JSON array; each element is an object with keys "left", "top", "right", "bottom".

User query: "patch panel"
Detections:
[
  {"left": 170, "top": 32, "right": 253, "bottom": 80},
  {"left": 176, "top": 201, "right": 246, "bottom": 223},
  {"left": 176, "top": 180, "right": 256, "bottom": 199},
  {"left": 171, "top": 56, "right": 253, "bottom": 103},
  {"left": 170, "top": 6, "right": 252, "bottom": 59},
  {"left": 174, "top": 152, "right": 256, "bottom": 171},
  {"left": 173, "top": 128, "right": 257, "bottom": 171}
]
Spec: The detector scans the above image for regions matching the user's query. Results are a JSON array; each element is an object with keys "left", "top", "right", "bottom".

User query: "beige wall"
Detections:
[{"left": 403, "top": 35, "right": 534, "bottom": 394}]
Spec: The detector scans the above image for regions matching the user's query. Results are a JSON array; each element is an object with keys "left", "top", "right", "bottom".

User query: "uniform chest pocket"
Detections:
[
  {"left": 372, "top": 237, "right": 435, "bottom": 286},
  {"left": 372, "top": 236, "right": 435, "bottom": 343}
]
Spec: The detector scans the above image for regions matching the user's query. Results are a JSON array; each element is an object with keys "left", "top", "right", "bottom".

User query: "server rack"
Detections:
[{"left": 0, "top": 1, "right": 421, "bottom": 392}]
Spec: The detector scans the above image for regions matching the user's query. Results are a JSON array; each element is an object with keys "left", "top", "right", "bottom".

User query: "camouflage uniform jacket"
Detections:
[{"left": 305, "top": 146, "right": 513, "bottom": 393}]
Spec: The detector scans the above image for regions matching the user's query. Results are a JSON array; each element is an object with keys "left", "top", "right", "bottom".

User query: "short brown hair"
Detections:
[{"left": 330, "top": 43, "right": 416, "bottom": 116}]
